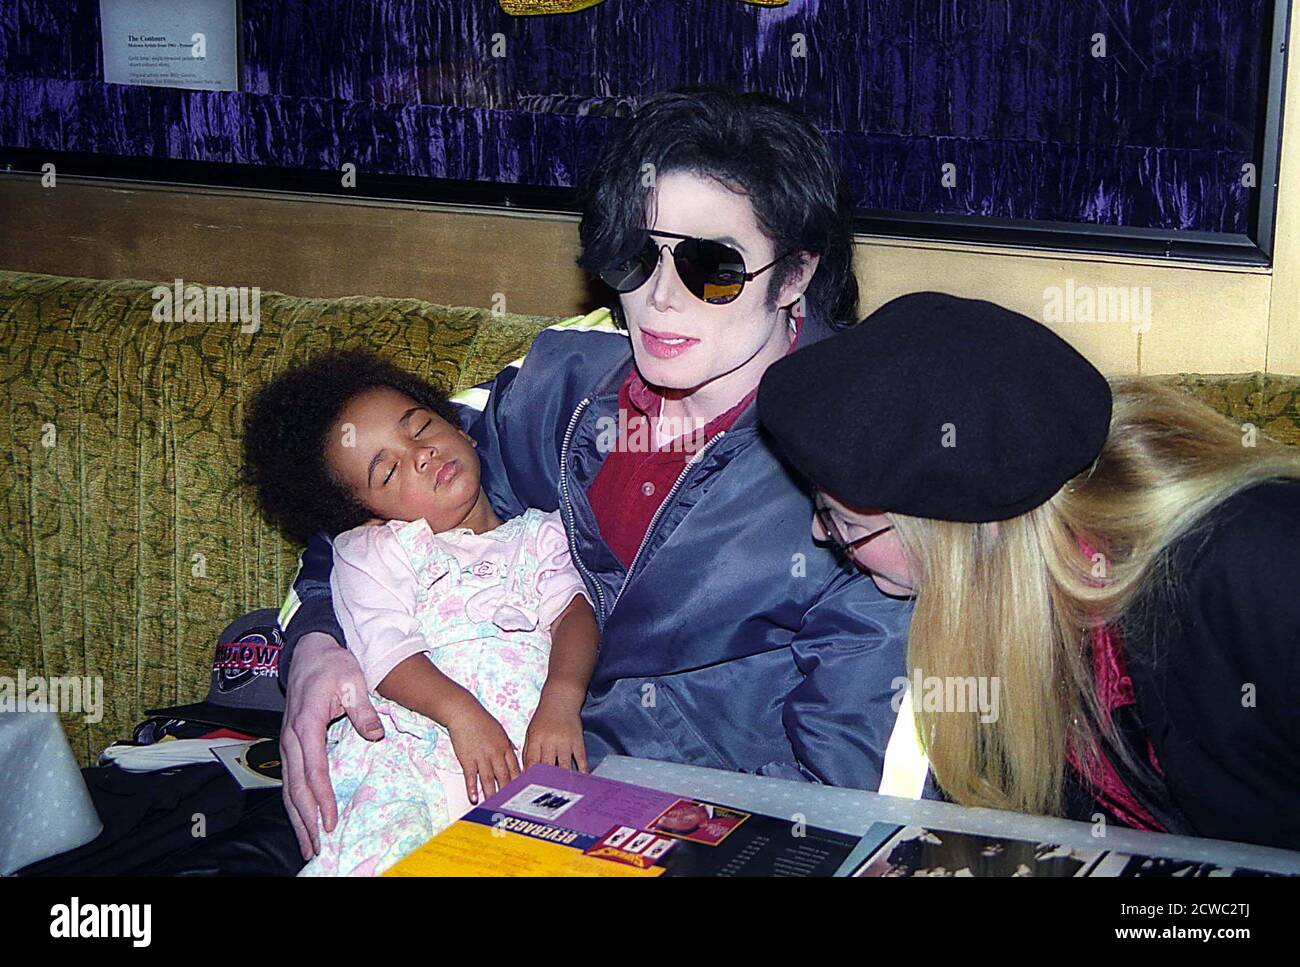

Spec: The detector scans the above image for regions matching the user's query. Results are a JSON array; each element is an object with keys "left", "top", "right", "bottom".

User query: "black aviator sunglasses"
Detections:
[{"left": 598, "top": 229, "right": 792, "bottom": 306}]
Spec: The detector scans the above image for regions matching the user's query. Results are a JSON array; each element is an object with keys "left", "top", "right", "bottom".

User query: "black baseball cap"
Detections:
[{"left": 146, "top": 609, "right": 286, "bottom": 738}]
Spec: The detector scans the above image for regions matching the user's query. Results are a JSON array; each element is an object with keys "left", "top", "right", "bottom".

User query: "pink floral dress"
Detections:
[{"left": 298, "top": 508, "right": 590, "bottom": 877}]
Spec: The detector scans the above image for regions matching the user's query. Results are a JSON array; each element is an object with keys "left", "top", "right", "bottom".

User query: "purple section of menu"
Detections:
[{"left": 481, "top": 763, "right": 682, "bottom": 838}]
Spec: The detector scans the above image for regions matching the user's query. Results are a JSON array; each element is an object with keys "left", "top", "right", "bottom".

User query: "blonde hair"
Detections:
[{"left": 891, "top": 377, "right": 1300, "bottom": 816}]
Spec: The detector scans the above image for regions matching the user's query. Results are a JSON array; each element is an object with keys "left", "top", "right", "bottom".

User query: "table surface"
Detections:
[{"left": 593, "top": 755, "right": 1300, "bottom": 875}]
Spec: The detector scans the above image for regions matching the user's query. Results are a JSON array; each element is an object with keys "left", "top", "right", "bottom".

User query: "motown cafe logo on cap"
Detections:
[{"left": 214, "top": 623, "right": 281, "bottom": 693}]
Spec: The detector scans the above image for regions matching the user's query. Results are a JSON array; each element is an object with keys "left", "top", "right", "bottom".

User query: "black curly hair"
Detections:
[{"left": 241, "top": 350, "right": 462, "bottom": 543}]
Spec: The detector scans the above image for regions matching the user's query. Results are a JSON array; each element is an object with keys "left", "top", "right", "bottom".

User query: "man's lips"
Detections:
[
  {"left": 639, "top": 327, "right": 700, "bottom": 359},
  {"left": 433, "top": 458, "right": 461, "bottom": 490}
]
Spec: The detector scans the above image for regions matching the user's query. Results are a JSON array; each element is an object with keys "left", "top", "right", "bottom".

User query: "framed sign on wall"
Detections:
[{"left": 98, "top": 0, "right": 240, "bottom": 91}]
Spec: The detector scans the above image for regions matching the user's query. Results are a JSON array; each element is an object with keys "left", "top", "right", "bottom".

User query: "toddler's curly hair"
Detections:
[{"left": 241, "top": 349, "right": 461, "bottom": 542}]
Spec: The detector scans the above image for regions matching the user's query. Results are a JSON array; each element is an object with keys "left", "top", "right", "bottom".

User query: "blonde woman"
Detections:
[{"left": 758, "top": 291, "right": 1300, "bottom": 850}]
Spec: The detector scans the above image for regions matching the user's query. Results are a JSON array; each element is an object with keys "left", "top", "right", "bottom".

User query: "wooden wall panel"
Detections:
[
  {"left": 854, "top": 239, "right": 1273, "bottom": 376},
  {"left": 0, "top": 176, "right": 596, "bottom": 317}
]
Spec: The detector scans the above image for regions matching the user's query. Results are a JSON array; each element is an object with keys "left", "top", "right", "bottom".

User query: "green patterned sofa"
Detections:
[{"left": 3, "top": 269, "right": 1300, "bottom": 767}]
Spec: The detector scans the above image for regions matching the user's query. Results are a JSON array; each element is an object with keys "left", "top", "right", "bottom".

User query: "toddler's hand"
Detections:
[
  {"left": 522, "top": 697, "right": 589, "bottom": 773},
  {"left": 446, "top": 701, "right": 521, "bottom": 805}
]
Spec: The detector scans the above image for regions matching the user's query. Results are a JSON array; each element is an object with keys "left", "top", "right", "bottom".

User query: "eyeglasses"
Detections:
[
  {"left": 597, "top": 229, "right": 791, "bottom": 306},
  {"left": 812, "top": 491, "right": 894, "bottom": 559}
]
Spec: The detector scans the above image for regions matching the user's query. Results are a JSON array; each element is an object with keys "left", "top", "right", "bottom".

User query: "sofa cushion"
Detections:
[{"left": 1157, "top": 373, "right": 1300, "bottom": 448}]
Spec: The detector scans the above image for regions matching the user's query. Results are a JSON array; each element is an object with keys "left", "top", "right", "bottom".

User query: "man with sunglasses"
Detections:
[{"left": 274, "top": 86, "right": 916, "bottom": 861}]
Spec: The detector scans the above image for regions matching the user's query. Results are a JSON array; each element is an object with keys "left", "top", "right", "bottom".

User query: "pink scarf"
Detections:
[{"left": 1068, "top": 536, "right": 1167, "bottom": 832}]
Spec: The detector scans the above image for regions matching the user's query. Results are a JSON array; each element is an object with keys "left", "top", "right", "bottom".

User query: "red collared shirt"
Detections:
[{"left": 587, "top": 315, "right": 803, "bottom": 568}]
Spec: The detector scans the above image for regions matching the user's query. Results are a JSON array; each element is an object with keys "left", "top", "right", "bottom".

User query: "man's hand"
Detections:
[
  {"left": 522, "top": 686, "right": 589, "bottom": 773},
  {"left": 280, "top": 632, "right": 384, "bottom": 860},
  {"left": 445, "top": 698, "right": 521, "bottom": 805}
]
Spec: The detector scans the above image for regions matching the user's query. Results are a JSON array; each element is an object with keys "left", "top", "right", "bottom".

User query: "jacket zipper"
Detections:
[
  {"left": 559, "top": 398, "right": 610, "bottom": 621},
  {"left": 610, "top": 431, "right": 727, "bottom": 613}
]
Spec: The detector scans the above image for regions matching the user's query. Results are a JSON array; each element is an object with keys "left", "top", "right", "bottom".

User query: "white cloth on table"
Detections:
[{"left": 0, "top": 712, "right": 103, "bottom": 875}]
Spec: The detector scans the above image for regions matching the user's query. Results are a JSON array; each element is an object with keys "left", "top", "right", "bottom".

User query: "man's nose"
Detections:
[{"left": 649, "top": 245, "right": 686, "bottom": 310}]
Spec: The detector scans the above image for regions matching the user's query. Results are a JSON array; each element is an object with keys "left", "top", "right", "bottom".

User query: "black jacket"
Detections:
[{"left": 1116, "top": 477, "right": 1300, "bottom": 849}]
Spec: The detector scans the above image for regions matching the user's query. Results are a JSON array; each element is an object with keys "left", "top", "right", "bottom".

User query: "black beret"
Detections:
[{"left": 757, "top": 291, "right": 1113, "bottom": 523}]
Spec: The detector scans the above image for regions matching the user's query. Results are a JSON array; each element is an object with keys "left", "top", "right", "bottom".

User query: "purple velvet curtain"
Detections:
[{"left": 0, "top": 0, "right": 1269, "bottom": 232}]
